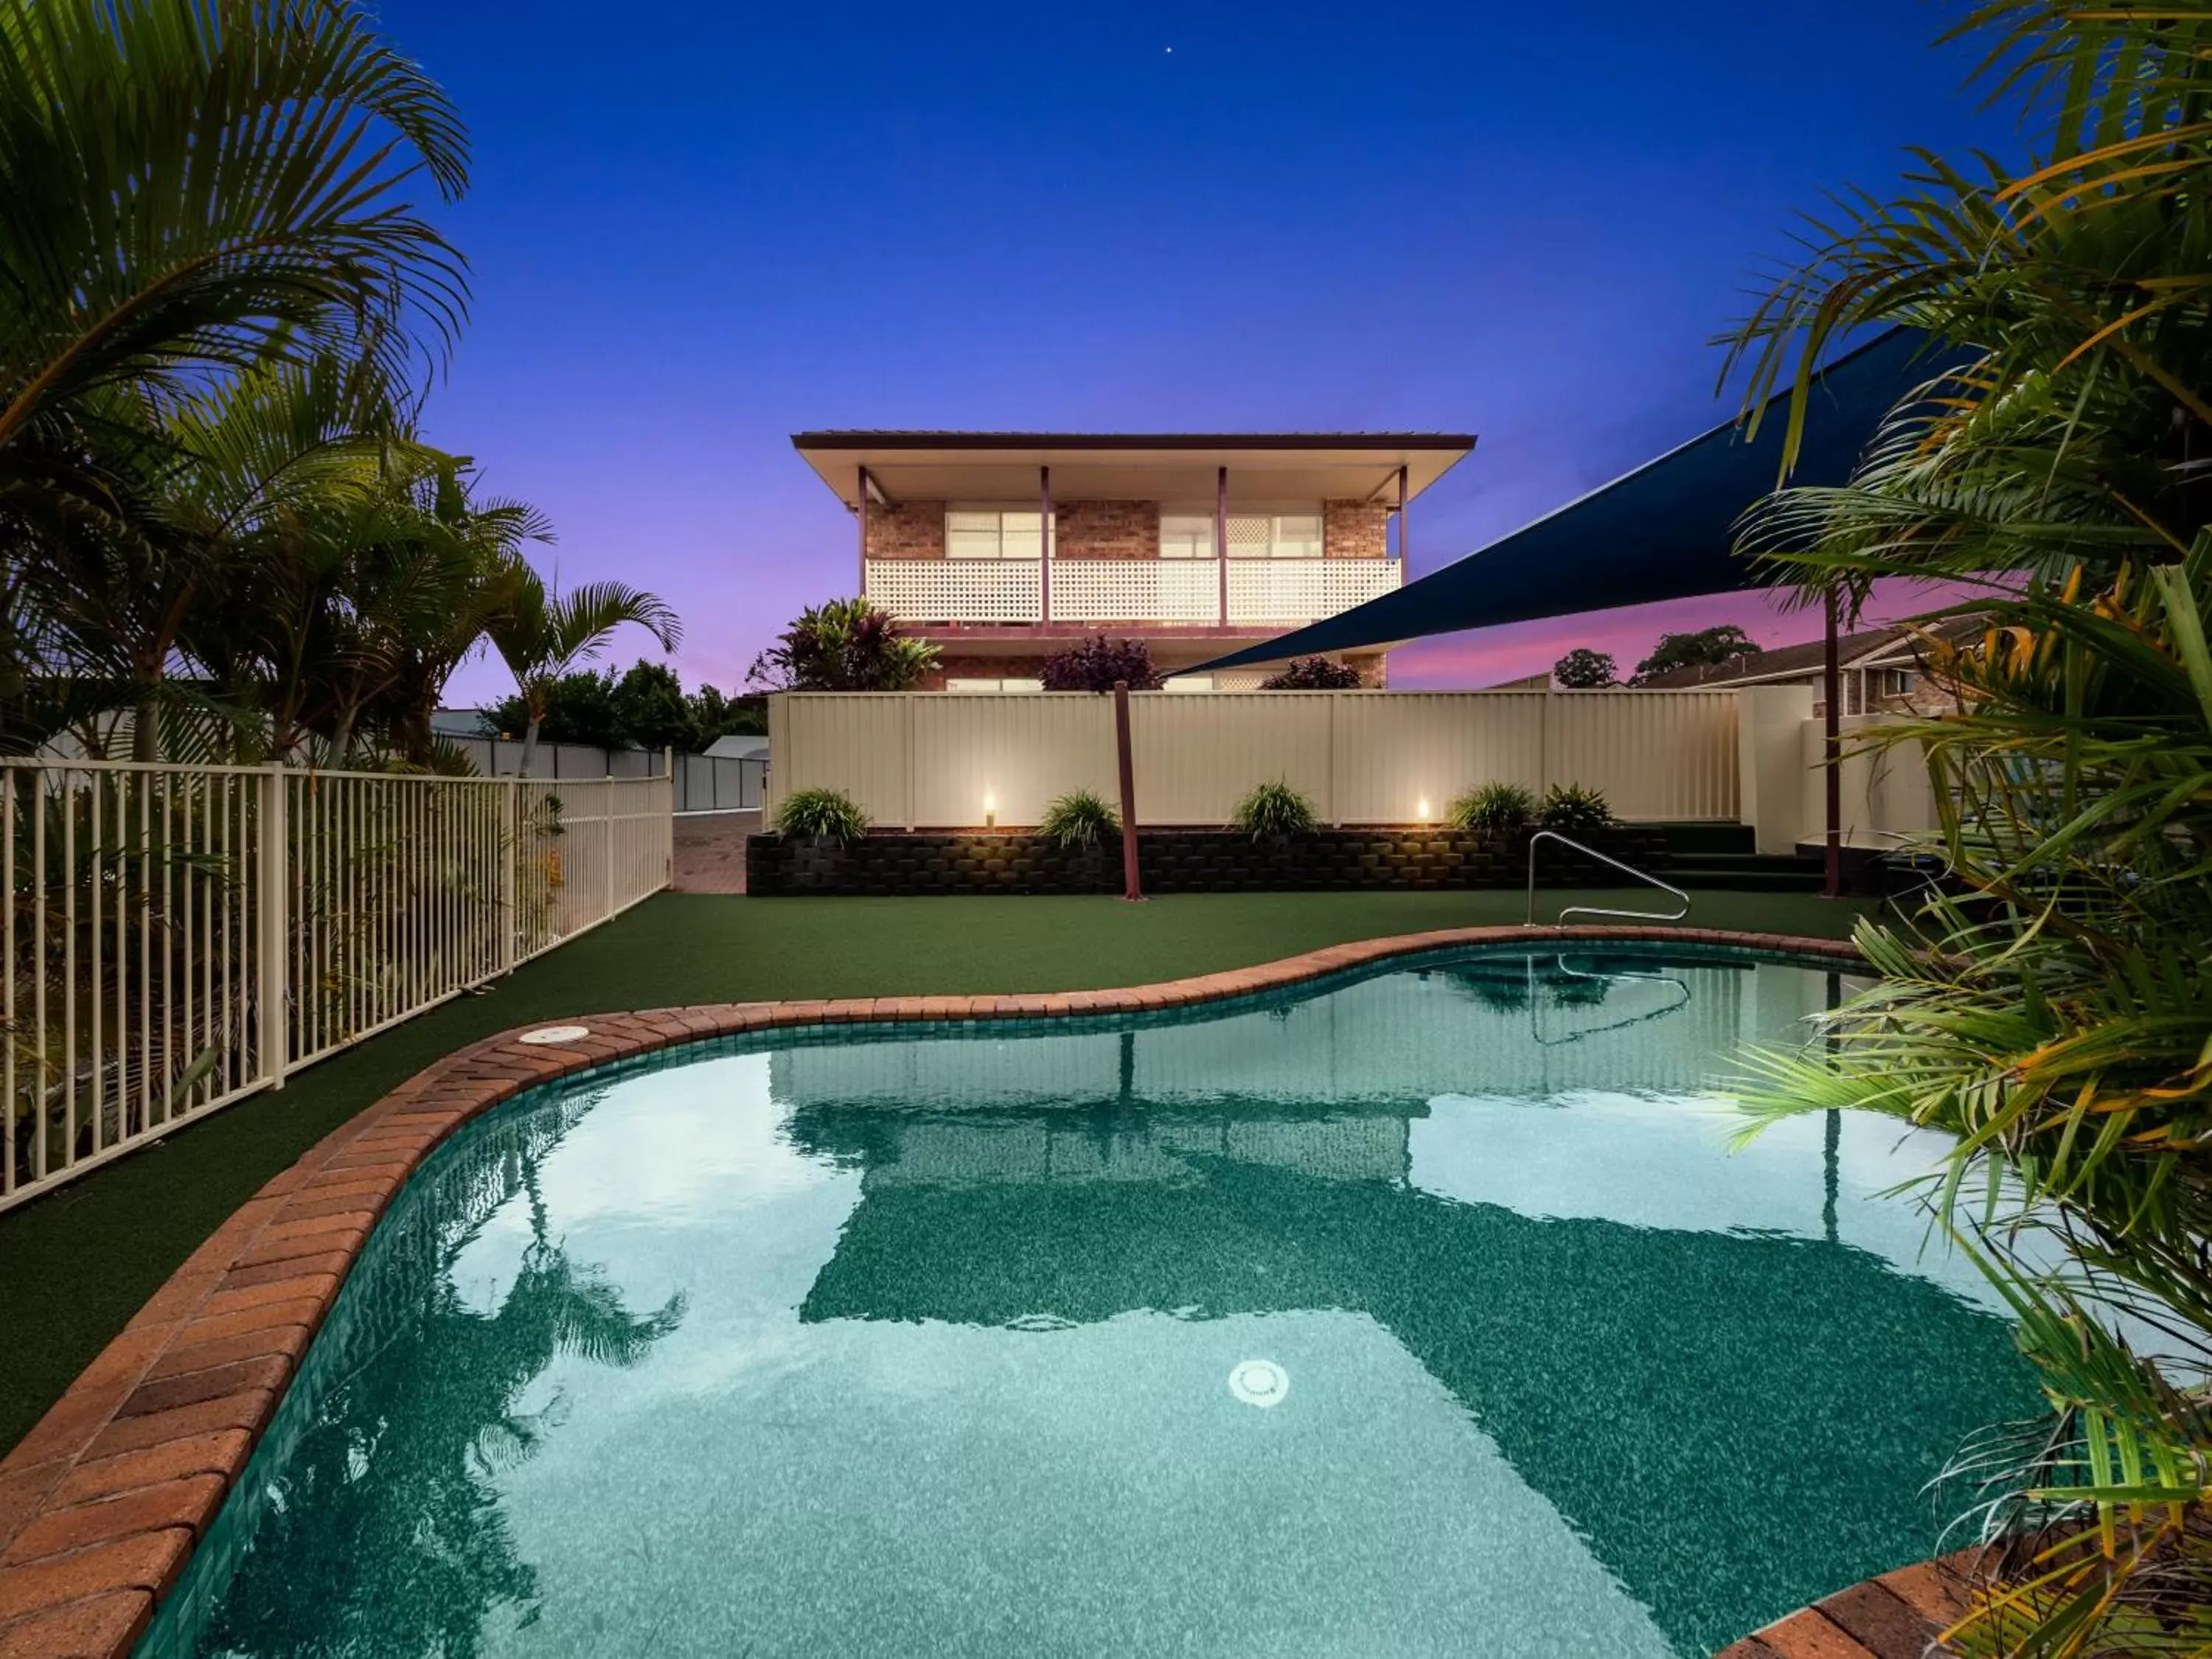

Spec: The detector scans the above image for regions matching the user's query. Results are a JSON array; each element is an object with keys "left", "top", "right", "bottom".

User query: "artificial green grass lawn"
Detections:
[{"left": 0, "top": 886, "right": 1875, "bottom": 1455}]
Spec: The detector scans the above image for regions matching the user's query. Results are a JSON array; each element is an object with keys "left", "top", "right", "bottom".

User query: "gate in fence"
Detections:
[{"left": 1, "top": 762, "right": 672, "bottom": 1211}]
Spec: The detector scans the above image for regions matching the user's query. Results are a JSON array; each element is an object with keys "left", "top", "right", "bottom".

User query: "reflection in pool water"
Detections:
[{"left": 142, "top": 949, "right": 2036, "bottom": 1659}]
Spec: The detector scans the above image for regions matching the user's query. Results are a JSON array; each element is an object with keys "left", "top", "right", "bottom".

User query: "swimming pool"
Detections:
[{"left": 140, "top": 946, "right": 2034, "bottom": 1658}]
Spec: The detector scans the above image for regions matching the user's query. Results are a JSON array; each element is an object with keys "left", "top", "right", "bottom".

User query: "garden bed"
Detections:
[{"left": 745, "top": 826, "right": 1669, "bottom": 897}]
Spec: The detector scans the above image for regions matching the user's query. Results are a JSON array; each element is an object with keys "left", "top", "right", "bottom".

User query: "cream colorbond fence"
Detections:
[
  {"left": 767, "top": 690, "right": 1742, "bottom": 828},
  {"left": 2, "top": 762, "right": 672, "bottom": 1211}
]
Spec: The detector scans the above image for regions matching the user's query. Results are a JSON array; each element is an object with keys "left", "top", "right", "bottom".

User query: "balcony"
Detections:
[{"left": 863, "top": 557, "right": 1402, "bottom": 630}]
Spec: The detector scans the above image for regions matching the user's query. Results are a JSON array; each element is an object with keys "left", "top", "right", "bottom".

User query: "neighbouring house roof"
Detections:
[
  {"left": 1192, "top": 328, "right": 1966, "bottom": 673},
  {"left": 1636, "top": 629, "right": 1899, "bottom": 689},
  {"left": 790, "top": 431, "right": 1475, "bottom": 510},
  {"left": 1484, "top": 670, "right": 1554, "bottom": 689},
  {"left": 1635, "top": 616, "right": 1984, "bottom": 689},
  {"left": 703, "top": 734, "right": 769, "bottom": 759},
  {"left": 430, "top": 707, "right": 486, "bottom": 737}
]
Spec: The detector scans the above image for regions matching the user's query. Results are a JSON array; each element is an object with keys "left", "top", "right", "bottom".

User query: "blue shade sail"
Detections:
[{"left": 1197, "top": 329, "right": 1947, "bottom": 672}]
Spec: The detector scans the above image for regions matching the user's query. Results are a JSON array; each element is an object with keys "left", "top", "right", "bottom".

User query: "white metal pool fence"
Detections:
[{"left": 1, "top": 761, "right": 672, "bottom": 1211}]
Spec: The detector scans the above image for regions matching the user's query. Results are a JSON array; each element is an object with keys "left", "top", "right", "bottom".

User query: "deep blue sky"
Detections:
[{"left": 391, "top": 1, "right": 2018, "bottom": 700}]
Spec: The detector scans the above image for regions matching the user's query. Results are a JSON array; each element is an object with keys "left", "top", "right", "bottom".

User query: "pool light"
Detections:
[{"left": 1228, "top": 1358, "right": 1290, "bottom": 1408}]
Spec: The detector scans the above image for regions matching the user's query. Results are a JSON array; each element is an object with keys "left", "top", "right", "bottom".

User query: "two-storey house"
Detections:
[{"left": 791, "top": 432, "right": 1474, "bottom": 689}]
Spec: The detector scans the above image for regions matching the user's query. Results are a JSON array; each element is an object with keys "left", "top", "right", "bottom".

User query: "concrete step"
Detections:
[
  {"left": 1657, "top": 822, "right": 1759, "bottom": 856},
  {"left": 1669, "top": 852, "right": 1825, "bottom": 877}
]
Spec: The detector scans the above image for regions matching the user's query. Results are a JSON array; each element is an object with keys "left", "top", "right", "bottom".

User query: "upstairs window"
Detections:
[
  {"left": 1163, "top": 510, "right": 1324, "bottom": 557},
  {"left": 1267, "top": 512, "right": 1325, "bottom": 558},
  {"left": 947, "top": 507, "right": 1054, "bottom": 559},
  {"left": 1231, "top": 512, "right": 1324, "bottom": 557},
  {"left": 1160, "top": 513, "right": 1216, "bottom": 558}
]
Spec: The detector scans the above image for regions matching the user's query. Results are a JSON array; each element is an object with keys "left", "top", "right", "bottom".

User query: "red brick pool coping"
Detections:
[
  {"left": 0, "top": 924, "right": 1885, "bottom": 1658},
  {"left": 1714, "top": 1548, "right": 2000, "bottom": 1658}
]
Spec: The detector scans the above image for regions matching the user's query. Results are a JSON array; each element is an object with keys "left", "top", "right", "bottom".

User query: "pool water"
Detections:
[{"left": 142, "top": 948, "right": 2035, "bottom": 1659}]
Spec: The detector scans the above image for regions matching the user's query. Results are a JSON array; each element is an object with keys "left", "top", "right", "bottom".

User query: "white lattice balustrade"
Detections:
[
  {"left": 864, "top": 559, "right": 1040, "bottom": 624},
  {"left": 1051, "top": 560, "right": 1219, "bottom": 623},
  {"left": 863, "top": 557, "right": 1399, "bottom": 627},
  {"left": 1228, "top": 559, "right": 1399, "bottom": 625}
]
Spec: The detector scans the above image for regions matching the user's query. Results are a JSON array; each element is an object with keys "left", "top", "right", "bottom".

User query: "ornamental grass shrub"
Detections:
[
  {"left": 773, "top": 787, "right": 868, "bottom": 842},
  {"left": 1230, "top": 779, "right": 1318, "bottom": 839}
]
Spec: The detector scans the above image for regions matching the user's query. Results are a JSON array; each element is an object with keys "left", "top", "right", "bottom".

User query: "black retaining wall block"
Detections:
[{"left": 745, "top": 826, "right": 1669, "bottom": 897}]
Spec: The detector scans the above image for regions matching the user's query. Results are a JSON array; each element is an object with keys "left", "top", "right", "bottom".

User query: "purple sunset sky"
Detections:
[{"left": 382, "top": 1, "right": 2017, "bottom": 705}]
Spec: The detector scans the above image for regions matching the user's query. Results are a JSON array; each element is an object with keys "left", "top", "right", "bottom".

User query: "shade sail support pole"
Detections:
[{"left": 1113, "top": 681, "right": 1144, "bottom": 901}]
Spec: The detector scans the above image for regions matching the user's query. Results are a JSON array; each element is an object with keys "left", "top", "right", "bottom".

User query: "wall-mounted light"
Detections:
[
  {"left": 1416, "top": 796, "right": 1431, "bottom": 824},
  {"left": 983, "top": 789, "right": 998, "bottom": 830}
]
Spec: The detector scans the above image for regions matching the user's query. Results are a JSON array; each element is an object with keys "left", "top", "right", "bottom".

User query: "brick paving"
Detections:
[
  {"left": 670, "top": 809, "right": 757, "bottom": 893},
  {"left": 0, "top": 923, "right": 1899, "bottom": 1658}
]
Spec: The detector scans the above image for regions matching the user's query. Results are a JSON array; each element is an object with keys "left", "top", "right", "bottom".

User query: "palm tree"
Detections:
[
  {"left": 1, "top": 0, "right": 476, "bottom": 758},
  {"left": 489, "top": 574, "right": 682, "bottom": 774},
  {"left": 341, "top": 466, "right": 553, "bottom": 767},
  {"left": 0, "top": 0, "right": 468, "bottom": 480},
  {"left": 119, "top": 352, "right": 398, "bottom": 759},
  {"left": 1719, "top": 4, "right": 2212, "bottom": 1648}
]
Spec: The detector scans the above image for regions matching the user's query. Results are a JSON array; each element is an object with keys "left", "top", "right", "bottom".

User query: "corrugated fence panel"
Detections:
[
  {"left": 1548, "top": 692, "right": 1739, "bottom": 821},
  {"left": 911, "top": 696, "right": 1116, "bottom": 827},
  {"left": 1130, "top": 693, "right": 1334, "bottom": 825},
  {"left": 769, "top": 694, "right": 912, "bottom": 826},
  {"left": 769, "top": 689, "right": 1743, "bottom": 827},
  {"left": 1331, "top": 692, "right": 1549, "bottom": 823}
]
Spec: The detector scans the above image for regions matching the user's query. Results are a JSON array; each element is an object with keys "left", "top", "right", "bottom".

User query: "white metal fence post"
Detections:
[
  {"left": 257, "top": 767, "right": 288, "bottom": 1090},
  {"left": 603, "top": 777, "right": 615, "bottom": 924},
  {"left": 499, "top": 777, "right": 518, "bottom": 975}
]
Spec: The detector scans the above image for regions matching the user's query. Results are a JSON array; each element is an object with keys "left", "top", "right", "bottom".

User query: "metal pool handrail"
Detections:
[{"left": 1523, "top": 829, "right": 1691, "bottom": 927}]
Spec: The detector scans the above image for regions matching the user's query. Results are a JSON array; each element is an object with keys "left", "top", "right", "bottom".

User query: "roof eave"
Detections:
[{"left": 791, "top": 431, "right": 1476, "bottom": 453}]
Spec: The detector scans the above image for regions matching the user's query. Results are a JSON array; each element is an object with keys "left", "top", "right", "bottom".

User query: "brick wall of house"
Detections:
[
  {"left": 1324, "top": 500, "right": 1391, "bottom": 559},
  {"left": 863, "top": 500, "right": 947, "bottom": 559},
  {"left": 1056, "top": 500, "right": 1159, "bottom": 559}
]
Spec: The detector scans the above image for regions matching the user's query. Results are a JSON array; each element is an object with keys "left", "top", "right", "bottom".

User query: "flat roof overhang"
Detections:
[{"left": 792, "top": 432, "right": 1476, "bottom": 509}]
